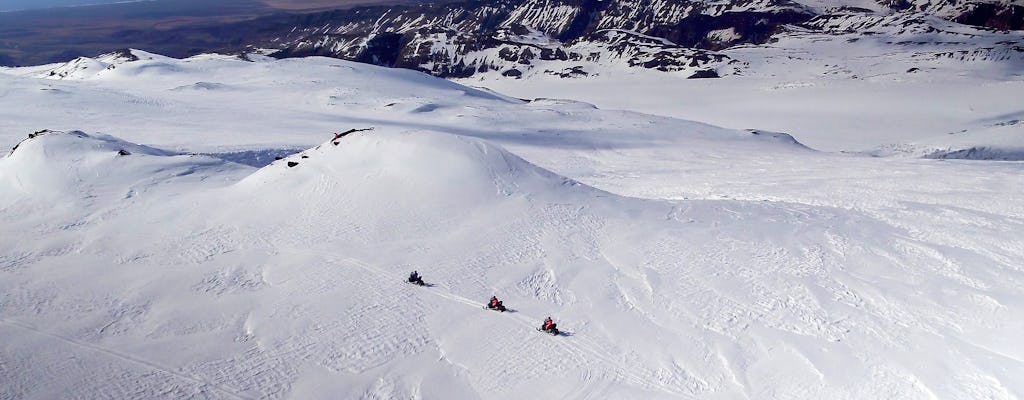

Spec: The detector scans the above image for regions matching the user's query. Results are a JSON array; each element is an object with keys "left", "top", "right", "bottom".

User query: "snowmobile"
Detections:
[
  {"left": 538, "top": 318, "right": 560, "bottom": 335},
  {"left": 484, "top": 298, "right": 507, "bottom": 312},
  {"left": 538, "top": 326, "right": 560, "bottom": 335},
  {"left": 407, "top": 271, "right": 426, "bottom": 286}
]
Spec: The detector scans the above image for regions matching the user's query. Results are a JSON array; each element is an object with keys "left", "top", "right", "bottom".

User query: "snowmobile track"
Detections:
[
  {"left": 0, "top": 318, "right": 251, "bottom": 400},
  {"left": 332, "top": 256, "right": 690, "bottom": 397}
]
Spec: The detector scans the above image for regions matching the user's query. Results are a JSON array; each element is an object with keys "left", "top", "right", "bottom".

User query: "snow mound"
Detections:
[
  {"left": 5, "top": 130, "right": 171, "bottom": 160},
  {"left": 0, "top": 130, "right": 229, "bottom": 199},
  {"left": 103, "top": 60, "right": 186, "bottom": 78},
  {"left": 745, "top": 129, "right": 812, "bottom": 149},
  {"left": 238, "top": 129, "right": 592, "bottom": 204}
]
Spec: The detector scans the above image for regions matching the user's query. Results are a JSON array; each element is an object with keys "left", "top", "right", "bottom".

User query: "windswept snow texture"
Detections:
[{"left": 1, "top": 53, "right": 1024, "bottom": 399}]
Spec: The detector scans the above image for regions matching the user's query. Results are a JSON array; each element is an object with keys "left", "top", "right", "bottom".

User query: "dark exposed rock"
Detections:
[
  {"left": 287, "top": 161, "right": 299, "bottom": 168},
  {"left": 108, "top": 48, "right": 140, "bottom": 62},
  {"left": 647, "top": 10, "right": 814, "bottom": 50},
  {"left": 11, "top": 130, "right": 54, "bottom": 156},
  {"left": 502, "top": 68, "right": 523, "bottom": 78},
  {"left": 546, "top": 66, "right": 589, "bottom": 78},
  {"left": 838, "top": 6, "right": 877, "bottom": 13},
  {"left": 955, "top": 3, "right": 1024, "bottom": 31},
  {"left": 688, "top": 69, "right": 720, "bottom": 79},
  {"left": 355, "top": 32, "right": 405, "bottom": 67},
  {"left": 332, "top": 127, "right": 374, "bottom": 145},
  {"left": 880, "top": 0, "right": 913, "bottom": 11}
]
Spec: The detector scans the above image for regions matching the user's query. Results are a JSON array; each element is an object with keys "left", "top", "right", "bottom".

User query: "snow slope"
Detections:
[
  {"left": 1, "top": 53, "right": 1024, "bottom": 399},
  {"left": 0, "top": 49, "right": 804, "bottom": 158}
]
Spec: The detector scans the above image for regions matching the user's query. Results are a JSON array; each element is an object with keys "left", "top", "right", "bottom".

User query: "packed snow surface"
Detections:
[{"left": 1, "top": 51, "right": 1023, "bottom": 399}]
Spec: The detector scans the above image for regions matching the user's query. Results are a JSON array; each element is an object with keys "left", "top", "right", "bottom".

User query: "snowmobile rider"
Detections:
[
  {"left": 489, "top": 296, "right": 501, "bottom": 308},
  {"left": 542, "top": 317, "right": 556, "bottom": 331},
  {"left": 408, "top": 271, "right": 422, "bottom": 284}
]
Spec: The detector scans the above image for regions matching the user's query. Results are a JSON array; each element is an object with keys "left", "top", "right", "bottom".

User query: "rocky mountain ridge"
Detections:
[{"left": 246, "top": 0, "right": 1023, "bottom": 78}]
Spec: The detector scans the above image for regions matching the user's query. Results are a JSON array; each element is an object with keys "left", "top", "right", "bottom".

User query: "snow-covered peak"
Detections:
[
  {"left": 34, "top": 57, "right": 108, "bottom": 80},
  {"left": 23, "top": 49, "right": 161, "bottom": 80}
]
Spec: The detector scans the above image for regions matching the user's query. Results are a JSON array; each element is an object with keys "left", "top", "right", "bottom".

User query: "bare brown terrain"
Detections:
[{"left": 0, "top": 0, "right": 425, "bottom": 66}]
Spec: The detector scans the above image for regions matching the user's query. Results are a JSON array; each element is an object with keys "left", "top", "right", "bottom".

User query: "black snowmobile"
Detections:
[{"left": 407, "top": 271, "right": 425, "bottom": 286}]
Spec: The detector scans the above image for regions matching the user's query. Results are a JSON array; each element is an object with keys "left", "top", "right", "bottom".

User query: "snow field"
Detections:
[{"left": 0, "top": 51, "right": 1022, "bottom": 399}]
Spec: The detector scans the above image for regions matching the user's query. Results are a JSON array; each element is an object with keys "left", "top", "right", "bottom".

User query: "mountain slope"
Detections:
[
  {"left": 261, "top": 0, "right": 811, "bottom": 78},
  {"left": 235, "top": 0, "right": 1023, "bottom": 79}
]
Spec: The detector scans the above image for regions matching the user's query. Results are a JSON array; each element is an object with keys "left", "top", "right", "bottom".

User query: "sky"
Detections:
[{"left": 0, "top": 0, "right": 150, "bottom": 12}]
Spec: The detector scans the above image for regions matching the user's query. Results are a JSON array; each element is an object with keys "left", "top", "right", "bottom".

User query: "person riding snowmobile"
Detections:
[
  {"left": 487, "top": 296, "right": 506, "bottom": 311},
  {"left": 542, "top": 317, "right": 557, "bottom": 332},
  {"left": 408, "top": 271, "right": 423, "bottom": 285}
]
